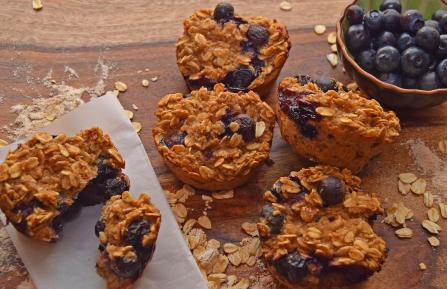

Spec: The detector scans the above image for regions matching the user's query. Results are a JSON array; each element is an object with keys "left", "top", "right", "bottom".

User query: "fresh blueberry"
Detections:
[
  {"left": 402, "top": 76, "right": 419, "bottom": 89},
  {"left": 436, "top": 59, "right": 447, "bottom": 87},
  {"left": 356, "top": 49, "right": 377, "bottom": 72},
  {"left": 380, "top": 0, "right": 402, "bottom": 13},
  {"left": 419, "top": 71, "right": 441, "bottom": 90},
  {"left": 346, "top": 5, "right": 364, "bottom": 25},
  {"left": 401, "top": 10, "right": 425, "bottom": 34},
  {"left": 247, "top": 25, "right": 270, "bottom": 46},
  {"left": 213, "top": 2, "right": 234, "bottom": 22},
  {"left": 415, "top": 26, "right": 440, "bottom": 51},
  {"left": 95, "top": 221, "right": 105, "bottom": 237},
  {"left": 161, "top": 132, "right": 186, "bottom": 148},
  {"left": 396, "top": 33, "right": 415, "bottom": 51},
  {"left": 232, "top": 114, "right": 255, "bottom": 142},
  {"left": 432, "top": 10, "right": 447, "bottom": 22},
  {"left": 425, "top": 20, "right": 441, "bottom": 32},
  {"left": 440, "top": 14, "right": 447, "bottom": 33},
  {"left": 296, "top": 74, "right": 313, "bottom": 85},
  {"left": 379, "top": 72, "right": 402, "bottom": 86},
  {"left": 437, "top": 35, "right": 447, "bottom": 58},
  {"left": 125, "top": 219, "right": 151, "bottom": 248},
  {"left": 222, "top": 66, "right": 254, "bottom": 91},
  {"left": 401, "top": 47, "right": 430, "bottom": 77},
  {"left": 382, "top": 9, "right": 401, "bottom": 32},
  {"left": 375, "top": 46, "right": 400, "bottom": 72},
  {"left": 374, "top": 31, "right": 397, "bottom": 48},
  {"left": 345, "top": 24, "right": 371, "bottom": 53},
  {"left": 364, "top": 10, "right": 384, "bottom": 33},
  {"left": 315, "top": 77, "right": 338, "bottom": 92},
  {"left": 261, "top": 204, "right": 284, "bottom": 234},
  {"left": 318, "top": 176, "right": 346, "bottom": 206}
]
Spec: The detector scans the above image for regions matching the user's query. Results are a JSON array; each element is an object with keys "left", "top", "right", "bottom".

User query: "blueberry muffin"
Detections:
[
  {"left": 257, "top": 165, "right": 386, "bottom": 289},
  {"left": 95, "top": 192, "right": 161, "bottom": 289},
  {"left": 276, "top": 75, "right": 401, "bottom": 172},
  {"left": 0, "top": 128, "right": 129, "bottom": 242},
  {"left": 152, "top": 83, "right": 275, "bottom": 190},
  {"left": 176, "top": 2, "right": 290, "bottom": 96}
]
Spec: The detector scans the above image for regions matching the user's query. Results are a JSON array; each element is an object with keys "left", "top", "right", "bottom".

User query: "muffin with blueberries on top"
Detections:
[{"left": 176, "top": 2, "right": 290, "bottom": 96}]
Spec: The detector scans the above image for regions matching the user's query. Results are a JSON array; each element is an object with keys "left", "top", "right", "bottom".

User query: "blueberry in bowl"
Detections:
[{"left": 337, "top": 0, "right": 447, "bottom": 109}]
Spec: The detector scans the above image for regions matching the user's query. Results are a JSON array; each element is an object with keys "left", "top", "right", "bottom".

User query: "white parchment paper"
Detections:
[{"left": 0, "top": 94, "right": 207, "bottom": 289}]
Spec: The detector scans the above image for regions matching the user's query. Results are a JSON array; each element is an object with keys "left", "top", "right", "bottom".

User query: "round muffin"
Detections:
[
  {"left": 176, "top": 2, "right": 290, "bottom": 96},
  {"left": 276, "top": 75, "right": 401, "bottom": 172},
  {"left": 257, "top": 165, "right": 387, "bottom": 289},
  {"left": 152, "top": 83, "right": 275, "bottom": 190},
  {"left": 95, "top": 191, "right": 161, "bottom": 289}
]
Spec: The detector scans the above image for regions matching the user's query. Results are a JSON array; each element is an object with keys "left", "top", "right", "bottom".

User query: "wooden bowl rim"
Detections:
[{"left": 336, "top": 0, "right": 447, "bottom": 95}]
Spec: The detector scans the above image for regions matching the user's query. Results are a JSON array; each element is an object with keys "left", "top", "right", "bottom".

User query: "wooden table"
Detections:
[{"left": 1, "top": 1, "right": 446, "bottom": 289}]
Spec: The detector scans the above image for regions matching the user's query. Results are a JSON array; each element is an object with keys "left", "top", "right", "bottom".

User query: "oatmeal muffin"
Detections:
[
  {"left": 95, "top": 192, "right": 161, "bottom": 289},
  {"left": 276, "top": 75, "right": 401, "bottom": 172},
  {"left": 257, "top": 165, "right": 386, "bottom": 289},
  {"left": 0, "top": 128, "right": 129, "bottom": 242},
  {"left": 152, "top": 83, "right": 275, "bottom": 190},
  {"left": 176, "top": 2, "right": 290, "bottom": 96}
]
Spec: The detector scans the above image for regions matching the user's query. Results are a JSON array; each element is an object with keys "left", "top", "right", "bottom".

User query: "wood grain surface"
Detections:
[{"left": 0, "top": 1, "right": 447, "bottom": 289}]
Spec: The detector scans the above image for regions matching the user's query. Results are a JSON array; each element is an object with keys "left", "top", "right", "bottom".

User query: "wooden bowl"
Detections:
[{"left": 336, "top": 0, "right": 447, "bottom": 109}]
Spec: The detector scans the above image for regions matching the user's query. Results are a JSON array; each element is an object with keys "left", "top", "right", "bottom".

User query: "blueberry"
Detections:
[
  {"left": 436, "top": 59, "right": 447, "bottom": 87},
  {"left": 346, "top": 5, "right": 364, "bottom": 25},
  {"left": 110, "top": 257, "right": 143, "bottom": 279},
  {"left": 419, "top": 71, "right": 441, "bottom": 90},
  {"left": 289, "top": 103, "right": 319, "bottom": 139},
  {"left": 222, "top": 66, "right": 254, "bottom": 91},
  {"left": 379, "top": 72, "right": 402, "bottom": 86},
  {"left": 375, "top": 46, "right": 400, "bottom": 72},
  {"left": 382, "top": 9, "right": 401, "bottom": 32},
  {"left": 250, "top": 56, "right": 264, "bottom": 76},
  {"left": 104, "top": 174, "right": 130, "bottom": 199},
  {"left": 401, "top": 10, "right": 425, "bottom": 34},
  {"left": 401, "top": 47, "right": 430, "bottom": 77},
  {"left": 96, "top": 156, "right": 118, "bottom": 179},
  {"left": 161, "top": 132, "right": 186, "bottom": 148},
  {"left": 315, "top": 77, "right": 338, "bottom": 92},
  {"left": 437, "top": 35, "right": 447, "bottom": 58},
  {"left": 415, "top": 26, "right": 440, "bottom": 51},
  {"left": 125, "top": 219, "right": 151, "bottom": 248},
  {"left": 402, "top": 76, "right": 419, "bottom": 89},
  {"left": 380, "top": 0, "right": 402, "bottom": 13},
  {"left": 396, "top": 33, "right": 415, "bottom": 51},
  {"left": 345, "top": 24, "right": 371, "bottom": 53},
  {"left": 425, "top": 20, "right": 441, "bottom": 32},
  {"left": 247, "top": 25, "right": 269, "bottom": 46},
  {"left": 356, "top": 49, "right": 377, "bottom": 72},
  {"left": 261, "top": 204, "right": 284, "bottom": 234},
  {"left": 232, "top": 114, "right": 255, "bottom": 142},
  {"left": 213, "top": 2, "right": 234, "bottom": 22},
  {"left": 364, "top": 10, "right": 384, "bottom": 33},
  {"left": 432, "top": 10, "right": 447, "bottom": 22},
  {"left": 274, "top": 253, "right": 316, "bottom": 283},
  {"left": 318, "top": 176, "right": 346, "bottom": 206},
  {"left": 440, "top": 14, "right": 447, "bottom": 33},
  {"left": 374, "top": 31, "right": 397, "bottom": 48},
  {"left": 95, "top": 221, "right": 105, "bottom": 237},
  {"left": 296, "top": 74, "right": 313, "bottom": 85}
]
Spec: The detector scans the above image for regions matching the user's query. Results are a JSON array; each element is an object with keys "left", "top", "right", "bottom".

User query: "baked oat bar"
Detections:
[
  {"left": 176, "top": 2, "right": 290, "bottom": 96},
  {"left": 276, "top": 75, "right": 401, "bottom": 172},
  {"left": 152, "top": 83, "right": 275, "bottom": 190},
  {"left": 0, "top": 128, "right": 129, "bottom": 242},
  {"left": 95, "top": 192, "right": 161, "bottom": 289},
  {"left": 257, "top": 165, "right": 387, "bottom": 289}
]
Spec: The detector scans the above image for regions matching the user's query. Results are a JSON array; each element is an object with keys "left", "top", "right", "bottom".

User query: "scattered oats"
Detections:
[
  {"left": 198, "top": 215, "right": 212, "bottom": 229},
  {"left": 246, "top": 255, "right": 257, "bottom": 267},
  {"left": 182, "top": 219, "right": 196, "bottom": 234},
  {"left": 398, "top": 180, "right": 411, "bottom": 195},
  {"left": 212, "top": 254, "right": 229, "bottom": 273},
  {"left": 399, "top": 173, "right": 418, "bottom": 184},
  {"left": 124, "top": 110, "right": 134, "bottom": 120},
  {"left": 227, "top": 275, "right": 238, "bottom": 286},
  {"left": 314, "top": 24, "right": 327, "bottom": 35},
  {"left": 279, "top": 1, "right": 293, "bottom": 11},
  {"left": 131, "top": 122, "right": 142, "bottom": 133},
  {"left": 207, "top": 281, "right": 219, "bottom": 289},
  {"left": 395, "top": 227, "right": 413, "bottom": 238},
  {"left": 228, "top": 251, "right": 242, "bottom": 266},
  {"left": 32, "top": 0, "right": 43, "bottom": 10},
  {"left": 326, "top": 53, "right": 338, "bottom": 68},
  {"left": 112, "top": 89, "right": 120, "bottom": 97},
  {"left": 346, "top": 82, "right": 358, "bottom": 91},
  {"left": 331, "top": 44, "right": 338, "bottom": 53},
  {"left": 137, "top": 70, "right": 143, "bottom": 74},
  {"left": 173, "top": 203, "right": 188, "bottom": 219},
  {"left": 411, "top": 178, "right": 427, "bottom": 195},
  {"left": 439, "top": 203, "right": 447, "bottom": 219},
  {"left": 423, "top": 192, "right": 434, "bottom": 208},
  {"left": 114, "top": 81, "right": 128, "bottom": 92},
  {"left": 233, "top": 278, "right": 250, "bottom": 289},
  {"left": 327, "top": 32, "right": 337, "bottom": 44},
  {"left": 202, "top": 195, "right": 213, "bottom": 202},
  {"left": 223, "top": 243, "right": 239, "bottom": 254},
  {"left": 255, "top": 121, "right": 266, "bottom": 138},
  {"left": 428, "top": 236, "right": 440, "bottom": 247},
  {"left": 211, "top": 190, "right": 234, "bottom": 200},
  {"left": 151, "top": 76, "right": 158, "bottom": 82},
  {"left": 141, "top": 79, "right": 149, "bottom": 87},
  {"left": 427, "top": 208, "right": 440, "bottom": 222},
  {"left": 132, "top": 103, "right": 139, "bottom": 110},
  {"left": 419, "top": 262, "right": 427, "bottom": 270},
  {"left": 422, "top": 219, "right": 441, "bottom": 234},
  {"left": 439, "top": 140, "right": 447, "bottom": 155},
  {"left": 0, "top": 139, "right": 8, "bottom": 148},
  {"left": 241, "top": 222, "right": 258, "bottom": 237},
  {"left": 207, "top": 239, "right": 221, "bottom": 249}
]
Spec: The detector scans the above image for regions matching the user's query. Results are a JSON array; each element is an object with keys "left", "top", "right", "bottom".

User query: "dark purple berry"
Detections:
[
  {"left": 318, "top": 176, "right": 346, "bottom": 206},
  {"left": 419, "top": 71, "right": 441, "bottom": 90},
  {"left": 95, "top": 221, "right": 105, "bottom": 237},
  {"left": 379, "top": 72, "right": 402, "bottom": 86},
  {"left": 110, "top": 257, "right": 143, "bottom": 279},
  {"left": 97, "top": 156, "right": 118, "bottom": 179},
  {"left": 436, "top": 59, "right": 447, "bottom": 87},
  {"left": 125, "top": 219, "right": 151, "bottom": 248},
  {"left": 374, "top": 31, "right": 397, "bottom": 48},
  {"left": 415, "top": 26, "right": 440, "bottom": 51},
  {"left": 402, "top": 76, "right": 419, "bottom": 89},
  {"left": 382, "top": 9, "right": 401, "bottom": 32},
  {"left": 364, "top": 10, "right": 384, "bottom": 33},
  {"left": 401, "top": 47, "right": 430, "bottom": 77},
  {"left": 247, "top": 25, "right": 269, "bottom": 46},
  {"left": 345, "top": 24, "right": 372, "bottom": 53},
  {"left": 232, "top": 114, "right": 255, "bottom": 142},
  {"left": 440, "top": 14, "right": 447, "bottom": 33},
  {"left": 396, "top": 33, "right": 415, "bottom": 51},
  {"left": 425, "top": 20, "right": 441, "bottom": 32},
  {"left": 375, "top": 46, "right": 400, "bottom": 73},
  {"left": 250, "top": 56, "right": 264, "bottom": 76},
  {"left": 401, "top": 10, "right": 425, "bottom": 34},
  {"left": 433, "top": 10, "right": 447, "bottom": 22},
  {"left": 315, "top": 77, "right": 338, "bottom": 92},
  {"left": 274, "top": 253, "right": 321, "bottom": 283},
  {"left": 356, "top": 49, "right": 376, "bottom": 72},
  {"left": 161, "top": 132, "right": 186, "bottom": 148},
  {"left": 346, "top": 5, "right": 364, "bottom": 25},
  {"left": 261, "top": 204, "right": 284, "bottom": 234},
  {"left": 296, "top": 74, "right": 313, "bottom": 85},
  {"left": 437, "top": 35, "right": 447, "bottom": 58},
  {"left": 380, "top": 0, "right": 402, "bottom": 13},
  {"left": 104, "top": 174, "right": 130, "bottom": 199},
  {"left": 222, "top": 66, "right": 254, "bottom": 91},
  {"left": 213, "top": 2, "right": 234, "bottom": 22}
]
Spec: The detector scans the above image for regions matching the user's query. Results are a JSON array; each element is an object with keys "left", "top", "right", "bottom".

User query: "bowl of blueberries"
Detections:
[{"left": 336, "top": 0, "right": 447, "bottom": 108}]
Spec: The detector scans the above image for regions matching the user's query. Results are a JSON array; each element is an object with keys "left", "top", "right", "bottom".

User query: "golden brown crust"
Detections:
[
  {"left": 152, "top": 83, "right": 275, "bottom": 190},
  {"left": 0, "top": 128, "right": 125, "bottom": 242}
]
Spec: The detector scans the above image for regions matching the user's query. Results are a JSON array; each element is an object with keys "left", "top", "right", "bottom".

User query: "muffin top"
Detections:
[
  {"left": 278, "top": 76, "right": 401, "bottom": 141},
  {"left": 176, "top": 2, "right": 290, "bottom": 91},
  {"left": 153, "top": 83, "right": 275, "bottom": 182},
  {"left": 0, "top": 127, "right": 124, "bottom": 242},
  {"left": 257, "top": 165, "right": 386, "bottom": 283}
]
